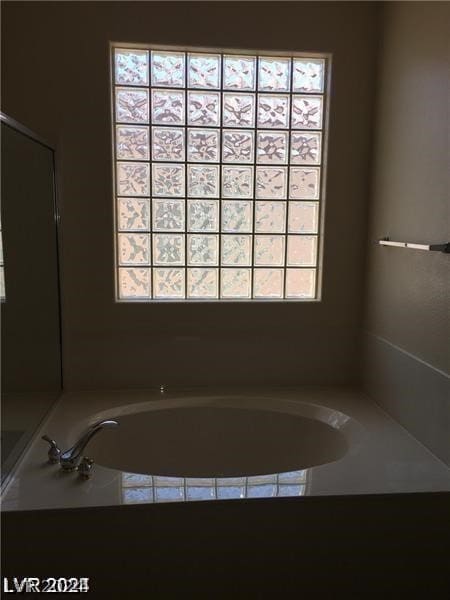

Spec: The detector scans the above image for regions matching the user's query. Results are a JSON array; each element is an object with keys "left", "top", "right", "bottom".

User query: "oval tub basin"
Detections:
[{"left": 88, "top": 402, "right": 349, "bottom": 478}]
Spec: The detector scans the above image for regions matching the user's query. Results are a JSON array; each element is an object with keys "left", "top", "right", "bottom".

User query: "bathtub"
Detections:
[{"left": 2, "top": 387, "right": 449, "bottom": 511}]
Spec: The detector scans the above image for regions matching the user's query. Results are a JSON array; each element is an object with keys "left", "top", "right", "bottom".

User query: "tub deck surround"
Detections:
[{"left": 2, "top": 387, "right": 449, "bottom": 511}]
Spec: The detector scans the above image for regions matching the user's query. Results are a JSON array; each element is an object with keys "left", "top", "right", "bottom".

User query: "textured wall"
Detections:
[
  {"left": 2, "top": 1, "right": 379, "bottom": 389},
  {"left": 364, "top": 2, "right": 450, "bottom": 463}
]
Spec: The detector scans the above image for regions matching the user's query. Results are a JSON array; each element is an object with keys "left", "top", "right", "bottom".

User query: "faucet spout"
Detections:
[{"left": 60, "top": 420, "right": 119, "bottom": 471}]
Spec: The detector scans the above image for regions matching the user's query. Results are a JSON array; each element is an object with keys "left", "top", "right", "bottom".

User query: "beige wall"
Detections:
[
  {"left": 364, "top": 2, "right": 449, "bottom": 463},
  {"left": 2, "top": 1, "right": 379, "bottom": 390}
]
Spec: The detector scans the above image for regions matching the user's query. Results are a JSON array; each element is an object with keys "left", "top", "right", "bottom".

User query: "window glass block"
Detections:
[
  {"left": 118, "top": 233, "right": 150, "bottom": 265},
  {"left": 122, "top": 473, "right": 153, "bottom": 487},
  {"left": 223, "top": 93, "right": 255, "bottom": 128},
  {"left": 118, "top": 197, "right": 150, "bottom": 231},
  {"left": 187, "top": 234, "right": 219, "bottom": 266},
  {"left": 278, "top": 485, "right": 305, "bottom": 497},
  {"left": 153, "top": 268, "right": 185, "bottom": 298},
  {"left": 116, "top": 126, "right": 149, "bottom": 160},
  {"left": 289, "top": 167, "right": 320, "bottom": 199},
  {"left": 151, "top": 90, "right": 185, "bottom": 125},
  {"left": 222, "top": 130, "right": 254, "bottom": 163},
  {"left": 291, "top": 96, "right": 323, "bottom": 129},
  {"left": 255, "top": 201, "right": 286, "bottom": 233},
  {"left": 153, "top": 234, "right": 185, "bottom": 265},
  {"left": 152, "top": 163, "right": 185, "bottom": 197},
  {"left": 221, "top": 200, "right": 253, "bottom": 233},
  {"left": 155, "top": 487, "right": 185, "bottom": 502},
  {"left": 116, "top": 88, "right": 149, "bottom": 123},
  {"left": 293, "top": 58, "right": 324, "bottom": 93},
  {"left": 222, "top": 166, "right": 253, "bottom": 198},
  {"left": 253, "top": 269, "right": 284, "bottom": 298},
  {"left": 257, "top": 95, "right": 290, "bottom": 128},
  {"left": 115, "top": 49, "right": 149, "bottom": 86},
  {"left": 256, "top": 166, "right": 287, "bottom": 199},
  {"left": 186, "top": 487, "right": 216, "bottom": 501},
  {"left": 223, "top": 55, "right": 256, "bottom": 90},
  {"left": 287, "top": 235, "right": 317, "bottom": 266},
  {"left": 152, "top": 127, "right": 185, "bottom": 161},
  {"left": 187, "top": 268, "right": 218, "bottom": 298},
  {"left": 255, "top": 235, "right": 285, "bottom": 266},
  {"left": 151, "top": 51, "right": 185, "bottom": 87},
  {"left": 291, "top": 132, "right": 321, "bottom": 164},
  {"left": 187, "top": 165, "right": 219, "bottom": 197},
  {"left": 288, "top": 201, "right": 319, "bottom": 233},
  {"left": 217, "top": 486, "right": 245, "bottom": 499},
  {"left": 119, "top": 268, "right": 151, "bottom": 298},
  {"left": 188, "top": 200, "right": 219, "bottom": 232},
  {"left": 122, "top": 487, "right": 154, "bottom": 504},
  {"left": 278, "top": 470, "right": 308, "bottom": 484},
  {"left": 187, "top": 129, "right": 220, "bottom": 162},
  {"left": 188, "top": 53, "right": 221, "bottom": 89},
  {"left": 221, "top": 268, "right": 252, "bottom": 298},
  {"left": 152, "top": 198, "right": 185, "bottom": 231},
  {"left": 257, "top": 131, "right": 288, "bottom": 164},
  {"left": 258, "top": 57, "right": 291, "bottom": 92},
  {"left": 286, "top": 268, "right": 316, "bottom": 298},
  {"left": 188, "top": 91, "right": 220, "bottom": 126},
  {"left": 117, "top": 162, "right": 150, "bottom": 196},
  {"left": 221, "top": 235, "right": 252, "bottom": 265}
]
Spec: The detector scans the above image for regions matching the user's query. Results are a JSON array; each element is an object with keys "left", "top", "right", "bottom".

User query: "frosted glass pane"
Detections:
[
  {"left": 115, "top": 49, "right": 149, "bottom": 86},
  {"left": 153, "top": 234, "right": 185, "bottom": 265},
  {"left": 187, "top": 234, "right": 219, "bottom": 266},
  {"left": 288, "top": 202, "right": 319, "bottom": 233},
  {"left": 118, "top": 233, "right": 150, "bottom": 265},
  {"left": 151, "top": 51, "right": 185, "bottom": 87},
  {"left": 187, "top": 165, "right": 219, "bottom": 197},
  {"left": 221, "top": 201, "right": 253, "bottom": 233},
  {"left": 257, "top": 131, "right": 288, "bottom": 164},
  {"left": 117, "top": 162, "right": 150, "bottom": 196},
  {"left": 153, "top": 268, "right": 185, "bottom": 298},
  {"left": 187, "top": 200, "right": 219, "bottom": 232},
  {"left": 222, "top": 166, "right": 253, "bottom": 198},
  {"left": 152, "top": 127, "right": 185, "bottom": 161},
  {"left": 188, "top": 92, "right": 220, "bottom": 126},
  {"left": 187, "top": 268, "right": 218, "bottom": 298},
  {"left": 188, "top": 53, "right": 221, "bottom": 89},
  {"left": 116, "top": 88, "right": 149, "bottom": 123},
  {"left": 221, "top": 268, "right": 252, "bottom": 298},
  {"left": 152, "top": 198, "right": 185, "bottom": 231},
  {"left": 291, "top": 96, "right": 323, "bottom": 129},
  {"left": 256, "top": 166, "right": 287, "bottom": 199},
  {"left": 293, "top": 59, "right": 324, "bottom": 93},
  {"left": 223, "top": 94, "right": 255, "bottom": 128},
  {"left": 151, "top": 90, "right": 185, "bottom": 125},
  {"left": 223, "top": 55, "right": 256, "bottom": 90},
  {"left": 187, "top": 129, "right": 220, "bottom": 162},
  {"left": 287, "top": 235, "right": 317, "bottom": 266},
  {"left": 253, "top": 269, "right": 284, "bottom": 298},
  {"left": 255, "top": 235, "right": 285, "bottom": 266},
  {"left": 257, "top": 95, "right": 290, "bottom": 128},
  {"left": 286, "top": 268, "right": 316, "bottom": 298},
  {"left": 118, "top": 197, "right": 150, "bottom": 231},
  {"left": 152, "top": 164, "right": 185, "bottom": 197},
  {"left": 116, "top": 126, "right": 149, "bottom": 160},
  {"left": 255, "top": 201, "right": 286, "bottom": 233},
  {"left": 291, "top": 132, "right": 321, "bottom": 164},
  {"left": 258, "top": 57, "right": 291, "bottom": 92},
  {"left": 289, "top": 167, "right": 320, "bottom": 199},
  {"left": 221, "top": 235, "right": 252, "bottom": 266},
  {"left": 222, "top": 130, "right": 254, "bottom": 163},
  {"left": 118, "top": 268, "right": 151, "bottom": 298}
]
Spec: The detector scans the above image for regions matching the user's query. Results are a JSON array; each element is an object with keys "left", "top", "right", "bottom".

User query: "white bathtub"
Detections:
[{"left": 2, "top": 387, "right": 449, "bottom": 510}]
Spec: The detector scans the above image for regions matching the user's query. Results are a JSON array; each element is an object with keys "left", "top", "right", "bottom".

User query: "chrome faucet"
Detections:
[{"left": 58, "top": 420, "right": 119, "bottom": 471}]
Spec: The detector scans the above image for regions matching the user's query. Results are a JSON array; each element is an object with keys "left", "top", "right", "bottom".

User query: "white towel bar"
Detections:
[{"left": 379, "top": 238, "right": 449, "bottom": 253}]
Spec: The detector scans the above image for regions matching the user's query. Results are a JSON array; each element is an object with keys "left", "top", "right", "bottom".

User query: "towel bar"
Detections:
[{"left": 379, "top": 238, "right": 449, "bottom": 253}]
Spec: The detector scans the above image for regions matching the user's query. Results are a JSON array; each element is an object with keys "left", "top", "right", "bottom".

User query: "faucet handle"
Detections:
[
  {"left": 42, "top": 435, "right": 61, "bottom": 464},
  {"left": 78, "top": 457, "right": 94, "bottom": 480}
]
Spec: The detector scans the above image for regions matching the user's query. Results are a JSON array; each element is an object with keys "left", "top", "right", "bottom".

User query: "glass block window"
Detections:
[{"left": 112, "top": 46, "right": 328, "bottom": 301}]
